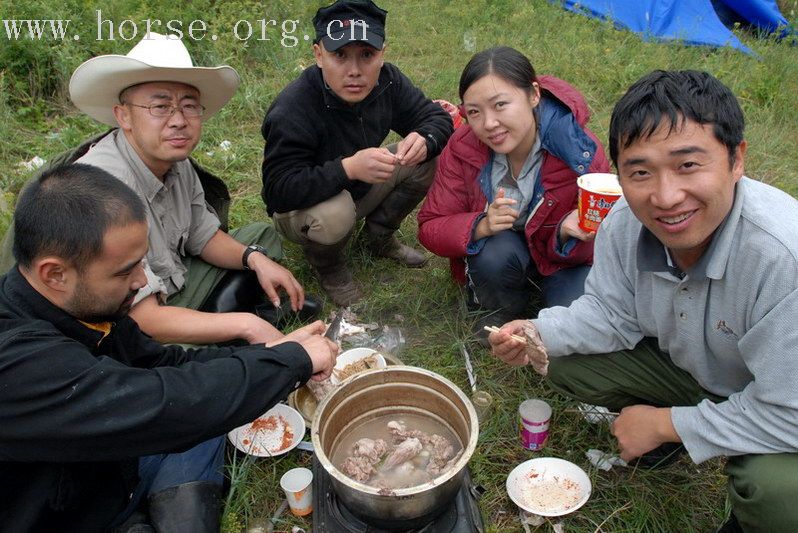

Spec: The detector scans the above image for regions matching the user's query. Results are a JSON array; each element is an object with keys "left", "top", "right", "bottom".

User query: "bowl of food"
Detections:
[
  {"left": 506, "top": 457, "right": 591, "bottom": 516},
  {"left": 228, "top": 403, "right": 305, "bottom": 457},
  {"left": 330, "top": 347, "right": 387, "bottom": 385}
]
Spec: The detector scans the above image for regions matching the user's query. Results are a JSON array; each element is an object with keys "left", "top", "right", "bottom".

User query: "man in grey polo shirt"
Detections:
[
  {"left": 489, "top": 70, "right": 798, "bottom": 532},
  {"left": 67, "top": 33, "right": 317, "bottom": 346}
]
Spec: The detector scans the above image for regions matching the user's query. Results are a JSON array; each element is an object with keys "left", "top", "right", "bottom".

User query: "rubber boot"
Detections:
[
  {"left": 364, "top": 188, "right": 429, "bottom": 267},
  {"left": 716, "top": 513, "right": 743, "bottom": 533},
  {"left": 254, "top": 294, "right": 323, "bottom": 328},
  {"left": 200, "top": 270, "right": 265, "bottom": 313},
  {"left": 301, "top": 234, "right": 362, "bottom": 307},
  {"left": 110, "top": 510, "right": 154, "bottom": 533},
  {"left": 148, "top": 481, "right": 221, "bottom": 533}
]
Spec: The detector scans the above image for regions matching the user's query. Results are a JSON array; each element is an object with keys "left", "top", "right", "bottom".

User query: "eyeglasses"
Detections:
[{"left": 123, "top": 102, "right": 205, "bottom": 118}]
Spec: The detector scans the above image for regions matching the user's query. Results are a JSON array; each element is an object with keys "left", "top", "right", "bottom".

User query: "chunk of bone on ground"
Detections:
[
  {"left": 383, "top": 437, "right": 423, "bottom": 469},
  {"left": 352, "top": 438, "right": 388, "bottom": 462}
]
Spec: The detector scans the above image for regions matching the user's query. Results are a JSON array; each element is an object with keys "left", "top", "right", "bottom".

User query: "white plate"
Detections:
[
  {"left": 329, "top": 347, "right": 387, "bottom": 385},
  {"left": 506, "top": 457, "right": 591, "bottom": 516},
  {"left": 227, "top": 403, "right": 305, "bottom": 457}
]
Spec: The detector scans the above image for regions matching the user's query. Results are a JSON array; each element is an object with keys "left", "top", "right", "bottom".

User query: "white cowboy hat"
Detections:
[{"left": 69, "top": 32, "right": 240, "bottom": 126}]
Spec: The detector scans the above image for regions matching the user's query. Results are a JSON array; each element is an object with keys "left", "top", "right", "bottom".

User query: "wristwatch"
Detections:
[{"left": 242, "top": 244, "right": 267, "bottom": 270}]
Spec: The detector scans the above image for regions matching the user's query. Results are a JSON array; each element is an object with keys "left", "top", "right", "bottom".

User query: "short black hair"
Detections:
[
  {"left": 13, "top": 163, "right": 146, "bottom": 271},
  {"left": 609, "top": 70, "right": 745, "bottom": 167},
  {"left": 459, "top": 46, "right": 538, "bottom": 101}
]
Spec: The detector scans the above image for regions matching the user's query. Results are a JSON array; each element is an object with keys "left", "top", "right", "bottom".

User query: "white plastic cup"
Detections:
[
  {"left": 519, "top": 399, "right": 552, "bottom": 451},
  {"left": 279, "top": 467, "right": 313, "bottom": 516},
  {"left": 472, "top": 390, "right": 494, "bottom": 424}
]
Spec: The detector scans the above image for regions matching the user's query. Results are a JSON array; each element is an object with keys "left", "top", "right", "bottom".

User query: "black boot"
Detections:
[
  {"left": 148, "top": 481, "right": 221, "bottom": 533},
  {"left": 631, "top": 442, "right": 685, "bottom": 469},
  {"left": 364, "top": 188, "right": 429, "bottom": 267},
  {"left": 301, "top": 234, "right": 362, "bottom": 307},
  {"left": 716, "top": 513, "right": 743, "bottom": 533},
  {"left": 200, "top": 270, "right": 265, "bottom": 314},
  {"left": 110, "top": 509, "right": 154, "bottom": 533},
  {"left": 255, "top": 294, "right": 323, "bottom": 328}
]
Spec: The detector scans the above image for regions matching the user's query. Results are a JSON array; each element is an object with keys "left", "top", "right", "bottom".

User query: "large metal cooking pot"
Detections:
[{"left": 311, "top": 366, "right": 478, "bottom": 530}]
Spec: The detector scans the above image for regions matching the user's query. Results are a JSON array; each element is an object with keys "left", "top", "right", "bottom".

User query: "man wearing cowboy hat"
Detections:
[
  {"left": 69, "top": 32, "right": 320, "bottom": 346},
  {"left": 261, "top": 0, "right": 453, "bottom": 306}
]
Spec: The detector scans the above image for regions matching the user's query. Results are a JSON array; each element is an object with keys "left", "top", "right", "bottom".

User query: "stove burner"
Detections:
[{"left": 311, "top": 457, "right": 485, "bottom": 533}]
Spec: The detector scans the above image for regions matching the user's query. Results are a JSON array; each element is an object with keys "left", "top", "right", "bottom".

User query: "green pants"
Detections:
[
  {"left": 547, "top": 338, "right": 798, "bottom": 532},
  {"left": 166, "top": 222, "right": 282, "bottom": 310}
]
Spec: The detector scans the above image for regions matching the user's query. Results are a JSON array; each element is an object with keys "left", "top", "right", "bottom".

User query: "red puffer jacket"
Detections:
[{"left": 417, "top": 76, "right": 609, "bottom": 284}]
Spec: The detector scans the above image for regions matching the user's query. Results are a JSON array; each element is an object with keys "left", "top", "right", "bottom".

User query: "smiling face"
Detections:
[
  {"left": 462, "top": 73, "right": 540, "bottom": 172},
  {"left": 113, "top": 81, "right": 202, "bottom": 178},
  {"left": 617, "top": 118, "right": 746, "bottom": 270},
  {"left": 313, "top": 41, "right": 384, "bottom": 104},
  {"left": 63, "top": 222, "right": 149, "bottom": 323}
]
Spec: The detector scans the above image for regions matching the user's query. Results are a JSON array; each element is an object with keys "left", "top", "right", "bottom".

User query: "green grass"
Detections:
[{"left": 1, "top": 1, "right": 796, "bottom": 531}]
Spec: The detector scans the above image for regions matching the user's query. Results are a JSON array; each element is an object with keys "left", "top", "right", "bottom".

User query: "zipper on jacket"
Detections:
[{"left": 359, "top": 116, "right": 368, "bottom": 145}]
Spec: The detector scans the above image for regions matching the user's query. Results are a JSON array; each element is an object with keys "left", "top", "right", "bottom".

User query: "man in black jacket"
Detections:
[
  {"left": 0, "top": 164, "right": 337, "bottom": 532},
  {"left": 261, "top": 0, "right": 454, "bottom": 306}
]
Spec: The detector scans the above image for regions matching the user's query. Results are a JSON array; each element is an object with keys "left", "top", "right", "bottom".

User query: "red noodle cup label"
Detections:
[
  {"left": 577, "top": 173, "right": 622, "bottom": 232},
  {"left": 519, "top": 399, "right": 552, "bottom": 451}
]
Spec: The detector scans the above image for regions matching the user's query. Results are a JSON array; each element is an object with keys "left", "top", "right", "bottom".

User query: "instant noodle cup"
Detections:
[
  {"left": 519, "top": 399, "right": 552, "bottom": 451},
  {"left": 576, "top": 173, "right": 622, "bottom": 232},
  {"left": 434, "top": 99, "right": 463, "bottom": 129}
]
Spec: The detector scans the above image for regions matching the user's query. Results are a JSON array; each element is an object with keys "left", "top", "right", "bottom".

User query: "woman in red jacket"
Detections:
[{"left": 418, "top": 47, "right": 609, "bottom": 343}]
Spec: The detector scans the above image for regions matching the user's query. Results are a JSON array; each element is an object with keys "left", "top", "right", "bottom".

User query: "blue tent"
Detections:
[{"left": 553, "top": 0, "right": 792, "bottom": 55}]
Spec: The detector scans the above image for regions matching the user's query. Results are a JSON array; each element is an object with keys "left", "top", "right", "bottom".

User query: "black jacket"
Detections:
[
  {"left": 0, "top": 267, "right": 312, "bottom": 532},
  {"left": 261, "top": 63, "right": 453, "bottom": 215}
]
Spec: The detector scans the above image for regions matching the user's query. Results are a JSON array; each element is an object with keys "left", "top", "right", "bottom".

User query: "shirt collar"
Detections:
[
  {"left": 492, "top": 134, "right": 543, "bottom": 183},
  {"left": 636, "top": 181, "right": 744, "bottom": 280},
  {"left": 114, "top": 130, "right": 178, "bottom": 202}
]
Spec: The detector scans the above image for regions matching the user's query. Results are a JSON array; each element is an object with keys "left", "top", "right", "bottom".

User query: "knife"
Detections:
[{"left": 324, "top": 311, "right": 343, "bottom": 343}]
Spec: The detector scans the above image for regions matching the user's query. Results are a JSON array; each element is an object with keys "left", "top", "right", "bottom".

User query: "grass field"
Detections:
[{"left": 1, "top": 1, "right": 796, "bottom": 531}]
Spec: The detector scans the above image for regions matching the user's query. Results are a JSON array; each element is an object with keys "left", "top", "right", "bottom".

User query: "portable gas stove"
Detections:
[{"left": 311, "top": 456, "right": 485, "bottom": 532}]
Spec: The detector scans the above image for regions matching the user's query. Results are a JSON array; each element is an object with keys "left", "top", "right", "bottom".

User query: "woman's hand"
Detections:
[
  {"left": 559, "top": 209, "right": 596, "bottom": 243},
  {"left": 474, "top": 188, "right": 519, "bottom": 239}
]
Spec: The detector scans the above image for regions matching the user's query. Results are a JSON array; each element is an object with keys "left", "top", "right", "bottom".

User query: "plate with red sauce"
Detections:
[
  {"left": 228, "top": 403, "right": 305, "bottom": 457},
  {"left": 506, "top": 457, "right": 591, "bottom": 516}
]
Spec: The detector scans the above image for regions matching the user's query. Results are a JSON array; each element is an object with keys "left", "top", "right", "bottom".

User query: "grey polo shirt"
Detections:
[
  {"left": 77, "top": 130, "right": 220, "bottom": 301},
  {"left": 534, "top": 177, "right": 798, "bottom": 463}
]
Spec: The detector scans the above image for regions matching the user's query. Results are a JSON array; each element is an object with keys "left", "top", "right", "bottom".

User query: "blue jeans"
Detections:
[
  {"left": 112, "top": 436, "right": 226, "bottom": 527},
  {"left": 465, "top": 230, "right": 590, "bottom": 316}
]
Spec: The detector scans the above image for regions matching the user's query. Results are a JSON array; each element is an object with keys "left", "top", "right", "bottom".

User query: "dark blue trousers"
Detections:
[
  {"left": 112, "top": 436, "right": 226, "bottom": 526},
  {"left": 465, "top": 230, "right": 590, "bottom": 317}
]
